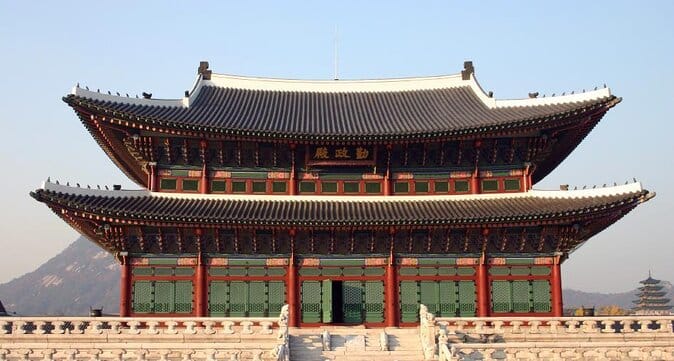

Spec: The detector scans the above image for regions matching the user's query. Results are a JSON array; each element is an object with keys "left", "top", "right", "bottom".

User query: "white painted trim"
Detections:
[
  {"left": 494, "top": 87, "right": 612, "bottom": 108},
  {"left": 41, "top": 181, "right": 148, "bottom": 198},
  {"left": 40, "top": 180, "right": 643, "bottom": 203},
  {"left": 204, "top": 73, "right": 467, "bottom": 93},
  {"left": 70, "top": 87, "right": 184, "bottom": 107},
  {"left": 69, "top": 70, "right": 612, "bottom": 111}
]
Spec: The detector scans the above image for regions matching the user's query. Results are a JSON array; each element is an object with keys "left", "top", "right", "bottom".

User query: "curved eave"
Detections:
[
  {"left": 31, "top": 182, "right": 653, "bottom": 230},
  {"left": 63, "top": 94, "right": 618, "bottom": 144}
]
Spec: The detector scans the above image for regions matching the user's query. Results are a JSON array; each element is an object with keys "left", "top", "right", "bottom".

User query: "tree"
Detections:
[{"left": 597, "top": 305, "right": 627, "bottom": 316}]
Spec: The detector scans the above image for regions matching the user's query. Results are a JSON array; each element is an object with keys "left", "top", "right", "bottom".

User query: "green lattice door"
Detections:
[
  {"left": 439, "top": 281, "right": 458, "bottom": 317},
  {"left": 491, "top": 280, "right": 512, "bottom": 313},
  {"left": 174, "top": 281, "right": 193, "bottom": 313},
  {"left": 322, "top": 280, "right": 333, "bottom": 323},
  {"left": 268, "top": 281, "right": 285, "bottom": 315},
  {"left": 229, "top": 281, "right": 248, "bottom": 317},
  {"left": 512, "top": 281, "right": 531, "bottom": 313},
  {"left": 420, "top": 281, "right": 440, "bottom": 316},
  {"left": 532, "top": 280, "right": 551, "bottom": 312},
  {"left": 400, "top": 281, "right": 419, "bottom": 323},
  {"left": 154, "top": 281, "right": 175, "bottom": 313},
  {"left": 248, "top": 282, "right": 267, "bottom": 317},
  {"left": 343, "top": 281, "right": 364, "bottom": 323},
  {"left": 209, "top": 281, "right": 229, "bottom": 316},
  {"left": 301, "top": 281, "right": 322, "bottom": 323},
  {"left": 458, "top": 281, "right": 476, "bottom": 316},
  {"left": 132, "top": 281, "right": 153, "bottom": 313},
  {"left": 364, "top": 281, "right": 384, "bottom": 323}
]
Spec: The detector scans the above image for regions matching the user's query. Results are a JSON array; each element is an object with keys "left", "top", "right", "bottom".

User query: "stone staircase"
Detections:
[{"left": 289, "top": 326, "right": 424, "bottom": 361}]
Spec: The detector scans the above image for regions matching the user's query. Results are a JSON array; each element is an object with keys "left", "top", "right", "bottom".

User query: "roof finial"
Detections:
[
  {"left": 198, "top": 61, "right": 212, "bottom": 80},
  {"left": 461, "top": 61, "right": 474, "bottom": 80}
]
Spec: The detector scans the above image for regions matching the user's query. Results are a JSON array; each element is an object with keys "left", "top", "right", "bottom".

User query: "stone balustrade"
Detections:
[
  {"left": 423, "top": 308, "right": 674, "bottom": 360},
  {"left": 434, "top": 315, "right": 674, "bottom": 340},
  {"left": 0, "top": 316, "right": 287, "bottom": 361}
]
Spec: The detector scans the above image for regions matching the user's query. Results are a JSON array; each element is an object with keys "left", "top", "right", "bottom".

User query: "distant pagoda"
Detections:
[{"left": 632, "top": 273, "right": 672, "bottom": 316}]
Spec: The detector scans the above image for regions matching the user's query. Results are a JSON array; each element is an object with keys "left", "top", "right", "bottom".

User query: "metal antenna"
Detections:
[{"left": 334, "top": 25, "right": 339, "bottom": 80}]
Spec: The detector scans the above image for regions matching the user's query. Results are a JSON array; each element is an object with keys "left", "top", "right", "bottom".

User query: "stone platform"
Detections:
[{"left": 1, "top": 312, "right": 674, "bottom": 360}]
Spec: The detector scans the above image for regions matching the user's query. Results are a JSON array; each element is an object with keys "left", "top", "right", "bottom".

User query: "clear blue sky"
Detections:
[{"left": 0, "top": 1, "right": 672, "bottom": 292}]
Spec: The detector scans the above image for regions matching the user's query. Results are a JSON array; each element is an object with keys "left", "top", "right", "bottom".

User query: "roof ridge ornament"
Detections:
[
  {"left": 198, "top": 61, "right": 212, "bottom": 80},
  {"left": 461, "top": 61, "right": 474, "bottom": 81}
]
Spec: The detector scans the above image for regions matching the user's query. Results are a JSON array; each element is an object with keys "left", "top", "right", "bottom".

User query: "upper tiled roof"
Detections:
[
  {"left": 63, "top": 65, "right": 618, "bottom": 142},
  {"left": 32, "top": 181, "right": 651, "bottom": 228}
]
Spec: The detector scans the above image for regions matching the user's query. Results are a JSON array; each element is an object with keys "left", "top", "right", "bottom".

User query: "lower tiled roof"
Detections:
[{"left": 31, "top": 182, "right": 652, "bottom": 228}]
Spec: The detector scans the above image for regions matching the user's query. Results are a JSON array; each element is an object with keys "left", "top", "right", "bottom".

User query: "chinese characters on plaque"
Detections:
[{"left": 307, "top": 145, "right": 376, "bottom": 166}]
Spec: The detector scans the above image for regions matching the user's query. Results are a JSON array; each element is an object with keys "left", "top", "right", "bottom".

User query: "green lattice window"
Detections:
[
  {"left": 434, "top": 181, "right": 449, "bottom": 193},
  {"left": 394, "top": 181, "right": 409, "bottom": 194},
  {"left": 211, "top": 180, "right": 227, "bottom": 192},
  {"left": 481, "top": 179, "right": 498, "bottom": 193},
  {"left": 182, "top": 179, "right": 199, "bottom": 192},
  {"left": 415, "top": 181, "right": 429, "bottom": 193},
  {"left": 365, "top": 182, "right": 381, "bottom": 194},
  {"left": 343, "top": 182, "right": 360, "bottom": 193},
  {"left": 299, "top": 181, "right": 316, "bottom": 193},
  {"left": 160, "top": 178, "right": 177, "bottom": 190},
  {"left": 252, "top": 181, "right": 267, "bottom": 193},
  {"left": 272, "top": 181, "right": 287, "bottom": 193},
  {"left": 232, "top": 181, "right": 246, "bottom": 193},
  {"left": 504, "top": 179, "right": 521, "bottom": 191},
  {"left": 454, "top": 180, "right": 470, "bottom": 193},
  {"left": 321, "top": 182, "right": 338, "bottom": 193}
]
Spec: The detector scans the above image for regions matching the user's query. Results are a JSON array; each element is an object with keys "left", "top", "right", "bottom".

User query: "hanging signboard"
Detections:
[{"left": 306, "top": 145, "right": 377, "bottom": 167}]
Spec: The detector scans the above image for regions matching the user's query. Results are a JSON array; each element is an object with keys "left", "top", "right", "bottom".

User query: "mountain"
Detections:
[
  {"left": 0, "top": 237, "right": 119, "bottom": 316},
  {"left": 0, "top": 236, "right": 670, "bottom": 316},
  {"left": 563, "top": 281, "right": 673, "bottom": 310}
]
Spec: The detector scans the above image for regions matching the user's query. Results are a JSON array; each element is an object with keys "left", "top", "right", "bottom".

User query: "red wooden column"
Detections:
[
  {"left": 195, "top": 251, "right": 207, "bottom": 317},
  {"left": 199, "top": 140, "right": 209, "bottom": 194},
  {"left": 119, "top": 254, "right": 131, "bottom": 317},
  {"left": 148, "top": 162, "right": 158, "bottom": 192},
  {"left": 289, "top": 144, "right": 297, "bottom": 196},
  {"left": 287, "top": 229, "right": 299, "bottom": 327},
  {"left": 476, "top": 251, "right": 490, "bottom": 317},
  {"left": 383, "top": 144, "right": 392, "bottom": 196},
  {"left": 385, "top": 246, "right": 398, "bottom": 327},
  {"left": 471, "top": 140, "right": 481, "bottom": 194},
  {"left": 551, "top": 256, "right": 563, "bottom": 317}
]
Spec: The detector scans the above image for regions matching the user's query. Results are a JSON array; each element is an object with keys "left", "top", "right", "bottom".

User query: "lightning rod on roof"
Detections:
[{"left": 334, "top": 25, "right": 339, "bottom": 80}]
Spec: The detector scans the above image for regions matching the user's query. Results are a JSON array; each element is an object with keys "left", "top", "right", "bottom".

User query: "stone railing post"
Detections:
[
  {"left": 273, "top": 305, "right": 290, "bottom": 361},
  {"left": 419, "top": 304, "right": 437, "bottom": 360}
]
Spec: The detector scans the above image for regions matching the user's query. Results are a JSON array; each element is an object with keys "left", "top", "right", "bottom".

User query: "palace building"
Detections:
[{"left": 32, "top": 61, "right": 652, "bottom": 327}]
